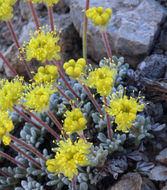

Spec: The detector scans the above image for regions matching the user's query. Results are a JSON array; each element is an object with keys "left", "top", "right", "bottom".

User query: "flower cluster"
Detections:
[
  {"left": 0, "top": 111, "right": 14, "bottom": 145},
  {"left": 24, "top": 28, "right": 60, "bottom": 63},
  {"left": 33, "top": 65, "right": 59, "bottom": 84},
  {"left": 0, "top": 77, "right": 24, "bottom": 111},
  {"left": 87, "top": 66, "right": 117, "bottom": 97},
  {"left": 63, "top": 58, "right": 86, "bottom": 79},
  {"left": 46, "top": 138, "right": 91, "bottom": 180},
  {"left": 0, "top": 0, "right": 17, "bottom": 21},
  {"left": 23, "top": 84, "right": 56, "bottom": 113},
  {"left": 24, "top": 0, "right": 59, "bottom": 6},
  {"left": 63, "top": 108, "right": 87, "bottom": 135},
  {"left": 86, "top": 7, "right": 112, "bottom": 28},
  {"left": 106, "top": 92, "right": 145, "bottom": 133}
]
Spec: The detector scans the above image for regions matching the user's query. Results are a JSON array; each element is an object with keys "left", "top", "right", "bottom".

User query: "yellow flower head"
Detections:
[
  {"left": 0, "top": 110, "right": 14, "bottom": 146},
  {"left": 24, "top": 27, "right": 61, "bottom": 63},
  {"left": 106, "top": 92, "right": 145, "bottom": 133},
  {"left": 63, "top": 58, "right": 86, "bottom": 79},
  {"left": 0, "top": 0, "right": 17, "bottom": 21},
  {"left": 23, "top": 84, "right": 56, "bottom": 113},
  {"left": 46, "top": 138, "right": 91, "bottom": 179},
  {"left": 86, "top": 7, "right": 112, "bottom": 29},
  {"left": 24, "top": 0, "right": 59, "bottom": 6},
  {"left": 0, "top": 77, "right": 24, "bottom": 111},
  {"left": 87, "top": 66, "right": 117, "bottom": 97},
  {"left": 63, "top": 108, "right": 87, "bottom": 135},
  {"left": 33, "top": 65, "right": 59, "bottom": 84}
]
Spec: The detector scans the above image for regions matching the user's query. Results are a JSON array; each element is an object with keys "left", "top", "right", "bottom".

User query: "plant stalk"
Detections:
[
  {"left": 72, "top": 176, "right": 76, "bottom": 190},
  {"left": 48, "top": 6, "right": 54, "bottom": 32},
  {"left": 0, "top": 169, "right": 14, "bottom": 178}
]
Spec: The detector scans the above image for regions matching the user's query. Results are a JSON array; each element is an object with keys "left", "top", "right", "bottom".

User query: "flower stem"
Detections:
[
  {"left": 82, "top": 84, "right": 104, "bottom": 116},
  {"left": 7, "top": 21, "right": 33, "bottom": 79},
  {"left": 104, "top": 96, "right": 112, "bottom": 141},
  {"left": 72, "top": 176, "right": 76, "bottom": 190},
  {"left": 13, "top": 106, "right": 41, "bottom": 130},
  {"left": 28, "top": 1, "right": 40, "bottom": 31},
  {"left": 48, "top": 6, "right": 54, "bottom": 32},
  {"left": 83, "top": 0, "right": 89, "bottom": 60},
  {"left": 20, "top": 105, "right": 61, "bottom": 140},
  {"left": 9, "top": 142, "right": 41, "bottom": 168},
  {"left": 0, "top": 51, "right": 18, "bottom": 76},
  {"left": 0, "top": 169, "right": 14, "bottom": 178},
  {"left": 101, "top": 30, "right": 112, "bottom": 61},
  {"left": 0, "top": 151, "right": 27, "bottom": 168},
  {"left": 57, "top": 86, "right": 78, "bottom": 108},
  {"left": 9, "top": 134, "right": 46, "bottom": 162}
]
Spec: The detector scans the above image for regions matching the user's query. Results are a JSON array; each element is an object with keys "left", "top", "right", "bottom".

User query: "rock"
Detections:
[
  {"left": 162, "top": 185, "right": 167, "bottom": 190},
  {"left": 137, "top": 54, "right": 167, "bottom": 80},
  {"left": 149, "top": 165, "right": 167, "bottom": 181},
  {"left": 108, "top": 173, "right": 142, "bottom": 190},
  {"left": 70, "top": 0, "right": 166, "bottom": 67},
  {"left": 159, "top": 30, "right": 167, "bottom": 51},
  {"left": 141, "top": 177, "right": 156, "bottom": 190},
  {"left": 156, "top": 148, "right": 167, "bottom": 165}
]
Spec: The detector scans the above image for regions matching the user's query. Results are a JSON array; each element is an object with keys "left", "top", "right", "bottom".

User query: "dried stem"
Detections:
[
  {"left": 7, "top": 21, "right": 33, "bottom": 79},
  {"left": 0, "top": 169, "right": 14, "bottom": 178},
  {"left": 0, "top": 151, "right": 27, "bottom": 168},
  {"left": 0, "top": 52, "right": 18, "bottom": 76},
  {"left": 20, "top": 105, "right": 61, "bottom": 140},
  {"left": 101, "top": 30, "right": 112, "bottom": 61},
  {"left": 13, "top": 106, "right": 41, "bottom": 130},
  {"left": 104, "top": 96, "right": 112, "bottom": 141},
  {"left": 72, "top": 176, "right": 76, "bottom": 190},
  {"left": 9, "top": 142, "right": 41, "bottom": 168},
  {"left": 83, "top": 0, "right": 90, "bottom": 60},
  {"left": 48, "top": 6, "right": 54, "bottom": 32},
  {"left": 9, "top": 134, "right": 47, "bottom": 162}
]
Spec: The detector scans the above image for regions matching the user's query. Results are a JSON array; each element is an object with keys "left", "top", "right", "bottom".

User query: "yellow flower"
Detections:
[
  {"left": 33, "top": 65, "right": 59, "bottom": 84},
  {"left": 24, "top": 0, "right": 59, "bottom": 6},
  {"left": 63, "top": 58, "right": 86, "bottom": 79},
  {"left": 0, "top": 110, "right": 14, "bottom": 146},
  {"left": 86, "top": 7, "right": 112, "bottom": 29},
  {"left": 0, "top": 0, "right": 17, "bottom": 21},
  {"left": 106, "top": 92, "right": 145, "bottom": 133},
  {"left": 63, "top": 108, "right": 87, "bottom": 135},
  {"left": 46, "top": 138, "right": 91, "bottom": 179},
  {"left": 0, "top": 77, "right": 24, "bottom": 111},
  {"left": 87, "top": 66, "right": 117, "bottom": 97},
  {"left": 24, "top": 27, "right": 61, "bottom": 63},
  {"left": 23, "top": 84, "right": 56, "bottom": 113}
]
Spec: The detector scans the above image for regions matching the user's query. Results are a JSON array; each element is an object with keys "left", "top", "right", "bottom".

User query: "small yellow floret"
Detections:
[
  {"left": 86, "top": 7, "right": 112, "bottom": 28},
  {"left": 46, "top": 138, "right": 91, "bottom": 179},
  {"left": 0, "top": 110, "right": 14, "bottom": 146},
  {"left": 0, "top": 0, "right": 17, "bottom": 21},
  {"left": 63, "top": 58, "right": 86, "bottom": 79},
  {"left": 63, "top": 108, "right": 87, "bottom": 135},
  {"left": 106, "top": 92, "right": 145, "bottom": 133},
  {"left": 24, "top": 27, "right": 61, "bottom": 63},
  {"left": 87, "top": 66, "right": 117, "bottom": 96},
  {"left": 23, "top": 0, "right": 58, "bottom": 6}
]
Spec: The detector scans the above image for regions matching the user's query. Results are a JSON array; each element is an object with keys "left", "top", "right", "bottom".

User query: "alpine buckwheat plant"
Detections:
[{"left": 0, "top": 0, "right": 153, "bottom": 190}]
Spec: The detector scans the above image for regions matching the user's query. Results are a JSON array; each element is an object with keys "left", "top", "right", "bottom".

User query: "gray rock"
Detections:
[
  {"left": 141, "top": 177, "right": 156, "bottom": 190},
  {"left": 159, "top": 30, "right": 167, "bottom": 51},
  {"left": 149, "top": 165, "right": 167, "bottom": 181},
  {"left": 162, "top": 185, "right": 167, "bottom": 190},
  {"left": 70, "top": 0, "right": 166, "bottom": 67},
  {"left": 156, "top": 148, "right": 167, "bottom": 166}
]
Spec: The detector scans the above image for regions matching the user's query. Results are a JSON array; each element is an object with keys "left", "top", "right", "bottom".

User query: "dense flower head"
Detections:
[
  {"left": 87, "top": 66, "right": 117, "bottom": 96},
  {"left": 46, "top": 138, "right": 91, "bottom": 179},
  {"left": 23, "top": 84, "right": 56, "bottom": 113},
  {"left": 23, "top": 0, "right": 59, "bottom": 6},
  {"left": 33, "top": 65, "right": 58, "bottom": 84},
  {"left": 106, "top": 92, "right": 145, "bottom": 133},
  {"left": 63, "top": 108, "right": 87, "bottom": 135},
  {"left": 0, "top": 77, "right": 24, "bottom": 111},
  {"left": 0, "top": 110, "right": 14, "bottom": 146},
  {"left": 63, "top": 58, "right": 86, "bottom": 79},
  {"left": 0, "top": 0, "right": 17, "bottom": 21},
  {"left": 24, "top": 27, "right": 61, "bottom": 63},
  {"left": 86, "top": 7, "right": 112, "bottom": 28}
]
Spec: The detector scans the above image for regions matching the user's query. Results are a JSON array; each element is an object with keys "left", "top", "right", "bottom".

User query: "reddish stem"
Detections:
[
  {"left": 72, "top": 176, "right": 76, "bottom": 190},
  {"left": 104, "top": 96, "right": 112, "bottom": 141},
  {"left": 20, "top": 105, "right": 61, "bottom": 140},
  {"left": 13, "top": 106, "right": 41, "bottom": 130},
  {"left": 101, "top": 30, "right": 112, "bottom": 61},
  {"left": 0, "top": 169, "right": 14, "bottom": 178},
  {"left": 9, "top": 142, "right": 41, "bottom": 168},
  {"left": 7, "top": 21, "right": 33, "bottom": 79},
  {"left": 0, "top": 151, "right": 27, "bottom": 168},
  {"left": 0, "top": 52, "right": 18, "bottom": 76},
  {"left": 9, "top": 134, "right": 46, "bottom": 162},
  {"left": 82, "top": 84, "right": 104, "bottom": 116},
  {"left": 28, "top": 1, "right": 40, "bottom": 31},
  {"left": 48, "top": 6, "right": 54, "bottom": 32}
]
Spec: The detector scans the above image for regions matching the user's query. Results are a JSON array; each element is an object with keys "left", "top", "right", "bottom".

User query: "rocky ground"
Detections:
[{"left": 0, "top": 0, "right": 167, "bottom": 190}]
